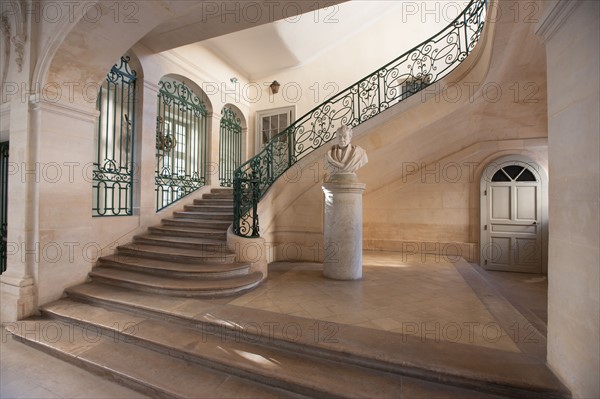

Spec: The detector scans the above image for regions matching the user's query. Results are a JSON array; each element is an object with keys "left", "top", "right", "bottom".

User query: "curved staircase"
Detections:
[{"left": 90, "top": 187, "right": 263, "bottom": 298}]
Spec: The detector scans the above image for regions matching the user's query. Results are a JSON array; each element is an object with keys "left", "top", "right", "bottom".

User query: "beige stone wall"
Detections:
[{"left": 537, "top": 1, "right": 600, "bottom": 397}]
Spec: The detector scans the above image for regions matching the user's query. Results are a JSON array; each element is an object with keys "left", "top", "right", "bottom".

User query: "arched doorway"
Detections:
[{"left": 480, "top": 155, "right": 548, "bottom": 273}]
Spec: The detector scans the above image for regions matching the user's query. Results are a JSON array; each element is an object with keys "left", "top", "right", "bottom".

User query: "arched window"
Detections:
[
  {"left": 491, "top": 165, "right": 538, "bottom": 182},
  {"left": 155, "top": 79, "right": 208, "bottom": 210},
  {"left": 219, "top": 106, "right": 243, "bottom": 187},
  {"left": 93, "top": 56, "right": 137, "bottom": 216}
]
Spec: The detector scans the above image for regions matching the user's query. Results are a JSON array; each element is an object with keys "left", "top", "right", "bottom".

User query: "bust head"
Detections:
[{"left": 337, "top": 125, "right": 353, "bottom": 148}]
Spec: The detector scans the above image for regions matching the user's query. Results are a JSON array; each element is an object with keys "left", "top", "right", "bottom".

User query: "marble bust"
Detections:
[{"left": 325, "top": 125, "right": 368, "bottom": 181}]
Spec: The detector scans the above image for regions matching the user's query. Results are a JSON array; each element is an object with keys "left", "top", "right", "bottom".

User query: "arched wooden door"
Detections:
[{"left": 481, "top": 157, "right": 546, "bottom": 273}]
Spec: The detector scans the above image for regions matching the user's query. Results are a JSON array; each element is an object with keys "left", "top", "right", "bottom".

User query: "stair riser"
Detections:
[
  {"left": 37, "top": 311, "right": 342, "bottom": 399},
  {"left": 88, "top": 276, "right": 260, "bottom": 298},
  {"left": 193, "top": 199, "right": 233, "bottom": 206},
  {"left": 162, "top": 219, "right": 231, "bottom": 229},
  {"left": 133, "top": 237, "right": 227, "bottom": 251},
  {"left": 173, "top": 212, "right": 234, "bottom": 221},
  {"left": 210, "top": 188, "right": 233, "bottom": 194},
  {"left": 184, "top": 205, "right": 233, "bottom": 213},
  {"left": 117, "top": 248, "right": 236, "bottom": 264},
  {"left": 148, "top": 227, "right": 226, "bottom": 240},
  {"left": 202, "top": 194, "right": 234, "bottom": 199},
  {"left": 97, "top": 261, "right": 249, "bottom": 280}
]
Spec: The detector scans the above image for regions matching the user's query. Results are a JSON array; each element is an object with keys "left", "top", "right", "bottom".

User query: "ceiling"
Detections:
[
  {"left": 139, "top": 0, "right": 348, "bottom": 54},
  {"left": 200, "top": 1, "right": 402, "bottom": 79}
]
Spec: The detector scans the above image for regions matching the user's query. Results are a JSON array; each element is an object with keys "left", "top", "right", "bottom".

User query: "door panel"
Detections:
[
  {"left": 516, "top": 186, "right": 537, "bottom": 220},
  {"left": 491, "top": 186, "right": 511, "bottom": 220}
]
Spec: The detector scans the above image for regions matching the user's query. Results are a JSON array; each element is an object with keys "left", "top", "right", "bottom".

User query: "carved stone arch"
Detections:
[{"left": 40, "top": 2, "right": 200, "bottom": 107}]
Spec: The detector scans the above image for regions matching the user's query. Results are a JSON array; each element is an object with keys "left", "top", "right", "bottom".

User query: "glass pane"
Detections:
[
  {"left": 517, "top": 168, "right": 537, "bottom": 182},
  {"left": 492, "top": 170, "right": 510, "bottom": 182},
  {"left": 503, "top": 165, "right": 524, "bottom": 180},
  {"left": 280, "top": 113, "right": 288, "bottom": 130}
]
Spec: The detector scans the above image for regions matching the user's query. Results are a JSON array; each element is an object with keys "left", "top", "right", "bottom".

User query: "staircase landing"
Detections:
[{"left": 4, "top": 252, "right": 570, "bottom": 399}]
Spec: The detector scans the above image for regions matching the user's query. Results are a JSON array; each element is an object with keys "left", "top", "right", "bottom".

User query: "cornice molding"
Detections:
[{"left": 535, "top": 0, "right": 581, "bottom": 43}]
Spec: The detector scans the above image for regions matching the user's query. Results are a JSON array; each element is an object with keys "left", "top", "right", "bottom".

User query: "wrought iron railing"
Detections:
[
  {"left": 219, "top": 107, "right": 243, "bottom": 187},
  {"left": 155, "top": 79, "right": 208, "bottom": 211},
  {"left": 1, "top": 141, "right": 8, "bottom": 274},
  {"left": 234, "top": 0, "right": 488, "bottom": 237},
  {"left": 93, "top": 56, "right": 137, "bottom": 217}
]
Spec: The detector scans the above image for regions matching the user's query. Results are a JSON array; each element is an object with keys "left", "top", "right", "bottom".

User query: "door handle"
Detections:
[{"left": 532, "top": 221, "right": 537, "bottom": 225}]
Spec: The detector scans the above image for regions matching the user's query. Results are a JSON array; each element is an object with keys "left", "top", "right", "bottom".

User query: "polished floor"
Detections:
[{"left": 1, "top": 251, "right": 548, "bottom": 399}]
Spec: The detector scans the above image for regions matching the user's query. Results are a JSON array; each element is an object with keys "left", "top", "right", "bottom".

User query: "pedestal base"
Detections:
[{"left": 322, "top": 177, "right": 366, "bottom": 280}]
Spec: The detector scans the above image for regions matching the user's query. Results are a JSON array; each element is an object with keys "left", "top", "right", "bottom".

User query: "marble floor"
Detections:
[
  {"left": 231, "top": 254, "right": 527, "bottom": 352},
  {"left": 1, "top": 251, "right": 548, "bottom": 398}
]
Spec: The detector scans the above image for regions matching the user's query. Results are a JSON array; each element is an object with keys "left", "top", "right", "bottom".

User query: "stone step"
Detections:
[
  {"left": 210, "top": 187, "right": 233, "bottom": 194},
  {"left": 184, "top": 204, "right": 233, "bottom": 213},
  {"left": 148, "top": 225, "right": 227, "bottom": 239},
  {"left": 173, "top": 211, "right": 233, "bottom": 221},
  {"left": 98, "top": 254, "right": 250, "bottom": 279},
  {"left": 193, "top": 198, "right": 233, "bottom": 206},
  {"left": 202, "top": 192, "right": 233, "bottom": 199},
  {"left": 89, "top": 267, "right": 263, "bottom": 297},
  {"left": 61, "top": 283, "right": 570, "bottom": 399},
  {"left": 162, "top": 218, "right": 231, "bottom": 230},
  {"left": 133, "top": 234, "right": 227, "bottom": 251},
  {"left": 6, "top": 319, "right": 303, "bottom": 399},
  {"left": 117, "top": 243, "right": 235, "bottom": 264},
  {"left": 37, "top": 300, "right": 409, "bottom": 398}
]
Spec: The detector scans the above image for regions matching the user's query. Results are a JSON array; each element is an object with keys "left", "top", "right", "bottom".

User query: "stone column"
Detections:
[{"left": 322, "top": 174, "right": 366, "bottom": 280}]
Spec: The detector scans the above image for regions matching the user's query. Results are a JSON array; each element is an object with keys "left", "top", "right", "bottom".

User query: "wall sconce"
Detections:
[{"left": 270, "top": 80, "right": 281, "bottom": 94}]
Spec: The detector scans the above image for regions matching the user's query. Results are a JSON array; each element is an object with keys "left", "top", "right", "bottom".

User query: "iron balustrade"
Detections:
[
  {"left": 93, "top": 56, "right": 137, "bottom": 217},
  {"left": 0, "top": 141, "right": 8, "bottom": 274},
  {"left": 219, "top": 107, "right": 243, "bottom": 187},
  {"left": 155, "top": 80, "right": 208, "bottom": 211},
  {"left": 234, "top": 0, "right": 488, "bottom": 237}
]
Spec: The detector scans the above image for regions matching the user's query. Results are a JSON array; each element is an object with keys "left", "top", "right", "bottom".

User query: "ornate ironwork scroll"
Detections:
[
  {"left": 219, "top": 107, "right": 242, "bottom": 187},
  {"left": 0, "top": 141, "right": 8, "bottom": 274},
  {"left": 93, "top": 56, "right": 137, "bottom": 217},
  {"left": 234, "top": 0, "right": 488, "bottom": 237},
  {"left": 155, "top": 80, "right": 208, "bottom": 211}
]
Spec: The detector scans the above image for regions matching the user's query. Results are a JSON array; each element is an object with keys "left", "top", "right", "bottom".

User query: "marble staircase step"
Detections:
[
  {"left": 89, "top": 267, "right": 263, "bottom": 297},
  {"left": 6, "top": 319, "right": 303, "bottom": 399},
  {"left": 210, "top": 187, "right": 233, "bottom": 194},
  {"left": 184, "top": 204, "right": 233, "bottom": 213},
  {"left": 148, "top": 225, "right": 227, "bottom": 239},
  {"left": 193, "top": 198, "right": 233, "bottom": 206},
  {"left": 161, "top": 218, "right": 232, "bottom": 230},
  {"left": 202, "top": 192, "right": 234, "bottom": 199},
  {"left": 117, "top": 243, "right": 235, "bottom": 264},
  {"left": 98, "top": 254, "right": 250, "bottom": 279},
  {"left": 133, "top": 234, "right": 227, "bottom": 250},
  {"left": 173, "top": 211, "right": 233, "bottom": 221},
  {"left": 37, "top": 300, "right": 408, "bottom": 398}
]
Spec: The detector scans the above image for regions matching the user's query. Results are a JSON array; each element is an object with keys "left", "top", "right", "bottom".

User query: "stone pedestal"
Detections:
[{"left": 322, "top": 174, "right": 366, "bottom": 280}]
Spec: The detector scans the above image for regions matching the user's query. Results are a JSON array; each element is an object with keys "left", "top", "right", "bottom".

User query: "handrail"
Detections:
[{"left": 233, "top": 0, "right": 488, "bottom": 237}]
